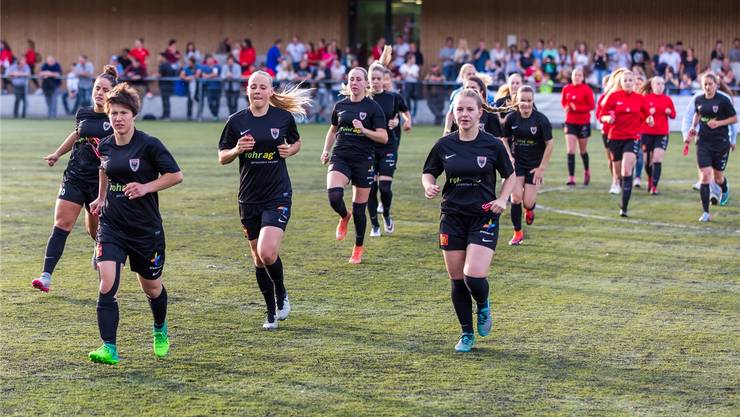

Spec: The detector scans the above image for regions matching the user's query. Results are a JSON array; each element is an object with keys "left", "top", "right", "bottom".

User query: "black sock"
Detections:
[
  {"left": 645, "top": 154, "right": 653, "bottom": 178},
  {"left": 581, "top": 152, "right": 590, "bottom": 171},
  {"left": 379, "top": 180, "right": 393, "bottom": 217},
  {"left": 621, "top": 175, "right": 633, "bottom": 211},
  {"left": 367, "top": 182, "right": 380, "bottom": 228},
  {"left": 352, "top": 202, "right": 367, "bottom": 246},
  {"left": 719, "top": 179, "right": 728, "bottom": 194},
  {"left": 97, "top": 264, "right": 121, "bottom": 345},
  {"left": 266, "top": 257, "right": 286, "bottom": 308},
  {"left": 43, "top": 226, "right": 70, "bottom": 274},
  {"left": 450, "top": 279, "right": 473, "bottom": 334},
  {"left": 464, "top": 276, "right": 489, "bottom": 310},
  {"left": 567, "top": 154, "right": 575, "bottom": 176},
  {"left": 328, "top": 187, "right": 348, "bottom": 218},
  {"left": 700, "top": 183, "right": 710, "bottom": 212},
  {"left": 511, "top": 203, "right": 522, "bottom": 231},
  {"left": 652, "top": 162, "right": 662, "bottom": 187},
  {"left": 255, "top": 267, "right": 276, "bottom": 317},
  {"left": 147, "top": 285, "right": 168, "bottom": 328}
]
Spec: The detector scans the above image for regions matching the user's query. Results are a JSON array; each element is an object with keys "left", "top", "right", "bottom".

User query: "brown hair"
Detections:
[
  {"left": 638, "top": 76, "right": 663, "bottom": 95},
  {"left": 339, "top": 67, "right": 372, "bottom": 97},
  {"left": 702, "top": 72, "right": 735, "bottom": 97},
  {"left": 248, "top": 70, "right": 313, "bottom": 117},
  {"left": 96, "top": 65, "right": 118, "bottom": 87},
  {"left": 104, "top": 83, "right": 141, "bottom": 115}
]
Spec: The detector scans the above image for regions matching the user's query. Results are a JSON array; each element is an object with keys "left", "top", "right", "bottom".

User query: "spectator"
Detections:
[
  {"left": 542, "top": 40, "right": 558, "bottom": 79},
  {"left": 24, "top": 39, "right": 40, "bottom": 90},
  {"left": 162, "top": 39, "right": 182, "bottom": 67},
  {"left": 473, "top": 39, "right": 489, "bottom": 72},
  {"left": 532, "top": 39, "right": 545, "bottom": 64},
  {"left": 505, "top": 44, "right": 521, "bottom": 75},
  {"left": 229, "top": 39, "right": 241, "bottom": 62},
  {"left": 630, "top": 39, "right": 650, "bottom": 72},
  {"left": 519, "top": 44, "right": 535, "bottom": 72},
  {"left": 409, "top": 42, "right": 423, "bottom": 68},
  {"left": 664, "top": 66, "right": 679, "bottom": 92},
  {"left": 372, "top": 37, "right": 386, "bottom": 61},
  {"left": 484, "top": 58, "right": 504, "bottom": 83},
  {"left": 241, "top": 63, "right": 256, "bottom": 80},
  {"left": 679, "top": 72, "right": 696, "bottom": 95},
  {"left": 130, "top": 38, "right": 150, "bottom": 69},
  {"left": 185, "top": 41, "right": 202, "bottom": 64},
  {"left": 179, "top": 56, "right": 199, "bottom": 120},
  {"left": 62, "top": 63, "right": 78, "bottom": 115},
  {"left": 652, "top": 44, "right": 666, "bottom": 75},
  {"left": 720, "top": 58, "right": 736, "bottom": 87},
  {"left": 239, "top": 39, "right": 256, "bottom": 70},
  {"left": 123, "top": 58, "right": 147, "bottom": 100},
  {"left": 39, "top": 55, "right": 62, "bottom": 118},
  {"left": 729, "top": 38, "right": 740, "bottom": 76},
  {"left": 557, "top": 45, "right": 572, "bottom": 74},
  {"left": 710, "top": 40, "right": 725, "bottom": 72},
  {"left": 659, "top": 44, "right": 681, "bottom": 76},
  {"left": 393, "top": 35, "right": 410, "bottom": 68},
  {"left": 453, "top": 39, "right": 471, "bottom": 73},
  {"left": 221, "top": 54, "right": 242, "bottom": 115},
  {"left": 311, "top": 60, "right": 331, "bottom": 122},
  {"left": 439, "top": 36, "right": 456, "bottom": 81},
  {"left": 73, "top": 54, "right": 95, "bottom": 111},
  {"left": 217, "top": 37, "right": 232, "bottom": 54},
  {"left": 591, "top": 43, "right": 607, "bottom": 82},
  {"left": 265, "top": 39, "right": 282, "bottom": 74},
  {"left": 330, "top": 58, "right": 346, "bottom": 100},
  {"left": 199, "top": 54, "right": 222, "bottom": 120},
  {"left": 109, "top": 55, "right": 124, "bottom": 76},
  {"left": 341, "top": 46, "right": 356, "bottom": 69},
  {"left": 325, "top": 40, "right": 340, "bottom": 67},
  {"left": 606, "top": 37, "right": 621, "bottom": 71},
  {"left": 490, "top": 41, "right": 507, "bottom": 64},
  {"left": 0, "top": 40, "right": 12, "bottom": 94},
  {"left": 118, "top": 48, "right": 133, "bottom": 70},
  {"left": 158, "top": 53, "right": 178, "bottom": 120},
  {"left": 676, "top": 41, "right": 687, "bottom": 60},
  {"left": 573, "top": 42, "right": 590, "bottom": 72},
  {"left": 8, "top": 56, "right": 31, "bottom": 118},
  {"left": 680, "top": 48, "right": 699, "bottom": 81},
  {"left": 539, "top": 73, "right": 554, "bottom": 93},
  {"left": 400, "top": 53, "right": 420, "bottom": 119},
  {"left": 423, "top": 64, "right": 446, "bottom": 125},
  {"left": 276, "top": 58, "right": 296, "bottom": 83},
  {"left": 286, "top": 35, "right": 307, "bottom": 70},
  {"left": 616, "top": 42, "right": 631, "bottom": 70}
]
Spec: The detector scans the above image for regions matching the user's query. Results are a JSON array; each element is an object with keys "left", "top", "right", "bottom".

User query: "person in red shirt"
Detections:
[
  {"left": 372, "top": 37, "right": 386, "bottom": 61},
  {"left": 130, "top": 38, "right": 150, "bottom": 69},
  {"left": 638, "top": 76, "right": 676, "bottom": 194},
  {"left": 561, "top": 68, "right": 595, "bottom": 186},
  {"left": 239, "top": 39, "right": 256, "bottom": 70},
  {"left": 601, "top": 69, "right": 654, "bottom": 217},
  {"left": 25, "top": 39, "right": 40, "bottom": 89}
]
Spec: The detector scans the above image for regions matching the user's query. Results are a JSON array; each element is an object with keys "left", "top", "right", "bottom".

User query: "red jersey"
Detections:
[
  {"left": 562, "top": 83, "right": 595, "bottom": 124},
  {"left": 602, "top": 90, "right": 648, "bottom": 140},
  {"left": 641, "top": 93, "right": 676, "bottom": 135},
  {"left": 239, "top": 47, "right": 255, "bottom": 67},
  {"left": 25, "top": 48, "right": 37, "bottom": 66},
  {"left": 596, "top": 94, "right": 612, "bottom": 136},
  {"left": 130, "top": 47, "right": 150, "bottom": 68}
]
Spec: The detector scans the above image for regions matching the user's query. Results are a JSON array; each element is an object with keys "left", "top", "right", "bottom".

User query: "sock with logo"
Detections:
[
  {"left": 147, "top": 285, "right": 168, "bottom": 329},
  {"left": 43, "top": 226, "right": 70, "bottom": 274}
]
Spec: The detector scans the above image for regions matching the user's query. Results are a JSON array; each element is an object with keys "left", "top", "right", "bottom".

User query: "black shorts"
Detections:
[
  {"left": 607, "top": 139, "right": 639, "bottom": 162},
  {"left": 565, "top": 123, "right": 591, "bottom": 139},
  {"left": 697, "top": 143, "right": 731, "bottom": 171},
  {"left": 514, "top": 164, "right": 537, "bottom": 185},
  {"left": 601, "top": 133, "right": 609, "bottom": 148},
  {"left": 239, "top": 200, "right": 291, "bottom": 241},
  {"left": 439, "top": 212, "right": 500, "bottom": 251},
  {"left": 96, "top": 233, "right": 165, "bottom": 280},
  {"left": 329, "top": 154, "right": 374, "bottom": 188},
  {"left": 58, "top": 174, "right": 98, "bottom": 208},
  {"left": 641, "top": 134, "right": 669, "bottom": 152},
  {"left": 373, "top": 148, "right": 398, "bottom": 177}
]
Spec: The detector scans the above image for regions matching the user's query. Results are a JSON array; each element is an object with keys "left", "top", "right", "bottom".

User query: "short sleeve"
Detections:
[
  {"left": 331, "top": 104, "right": 339, "bottom": 126},
  {"left": 397, "top": 94, "right": 409, "bottom": 113},
  {"left": 74, "top": 108, "right": 86, "bottom": 133},
  {"left": 285, "top": 115, "right": 300, "bottom": 144},
  {"left": 218, "top": 118, "right": 238, "bottom": 151},
  {"left": 422, "top": 141, "right": 444, "bottom": 177},
  {"left": 370, "top": 102, "right": 386, "bottom": 131},
  {"left": 150, "top": 139, "right": 181, "bottom": 175},
  {"left": 494, "top": 142, "right": 514, "bottom": 178},
  {"left": 723, "top": 96, "right": 737, "bottom": 118},
  {"left": 540, "top": 114, "right": 553, "bottom": 141},
  {"left": 501, "top": 113, "right": 514, "bottom": 137}
]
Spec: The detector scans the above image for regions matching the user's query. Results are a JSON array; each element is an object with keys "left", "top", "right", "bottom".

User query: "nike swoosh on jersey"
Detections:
[
  {"left": 482, "top": 239, "right": 494, "bottom": 242},
  {"left": 240, "top": 129, "right": 251, "bottom": 136},
  {"left": 444, "top": 154, "right": 456, "bottom": 159},
  {"left": 511, "top": 126, "right": 518, "bottom": 129}
]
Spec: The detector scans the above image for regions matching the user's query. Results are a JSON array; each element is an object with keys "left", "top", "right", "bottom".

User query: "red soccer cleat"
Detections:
[
  {"left": 583, "top": 170, "right": 591, "bottom": 186},
  {"left": 335, "top": 213, "right": 352, "bottom": 241},
  {"left": 509, "top": 230, "right": 524, "bottom": 246},
  {"left": 348, "top": 245, "right": 364, "bottom": 264},
  {"left": 525, "top": 208, "right": 535, "bottom": 225}
]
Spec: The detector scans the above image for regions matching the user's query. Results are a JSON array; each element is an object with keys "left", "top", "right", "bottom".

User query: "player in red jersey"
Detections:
[
  {"left": 561, "top": 68, "right": 595, "bottom": 186},
  {"left": 638, "top": 76, "right": 676, "bottom": 194}
]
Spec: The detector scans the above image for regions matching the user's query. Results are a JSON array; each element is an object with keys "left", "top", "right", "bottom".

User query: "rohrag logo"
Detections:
[
  {"left": 477, "top": 156, "right": 487, "bottom": 168},
  {"left": 530, "top": 126, "right": 537, "bottom": 134},
  {"left": 271, "top": 128, "right": 280, "bottom": 139},
  {"left": 129, "top": 159, "right": 140, "bottom": 172},
  {"left": 359, "top": 112, "right": 367, "bottom": 120}
]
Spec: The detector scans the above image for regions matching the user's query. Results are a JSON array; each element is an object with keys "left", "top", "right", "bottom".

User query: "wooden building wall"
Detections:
[{"left": 1, "top": 0, "right": 347, "bottom": 71}]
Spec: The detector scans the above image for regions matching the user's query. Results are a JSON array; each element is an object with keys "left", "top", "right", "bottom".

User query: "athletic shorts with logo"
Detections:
[
  {"left": 697, "top": 141, "right": 731, "bottom": 171},
  {"left": 439, "top": 212, "right": 500, "bottom": 251},
  {"left": 240, "top": 199, "right": 291, "bottom": 240},
  {"left": 96, "top": 229, "right": 166, "bottom": 280},
  {"left": 607, "top": 139, "right": 639, "bottom": 162},
  {"left": 58, "top": 173, "right": 98, "bottom": 209},
  {"left": 329, "top": 153, "right": 374, "bottom": 188},
  {"left": 641, "top": 134, "right": 669, "bottom": 152},
  {"left": 565, "top": 123, "right": 591, "bottom": 139},
  {"left": 373, "top": 148, "right": 398, "bottom": 177}
]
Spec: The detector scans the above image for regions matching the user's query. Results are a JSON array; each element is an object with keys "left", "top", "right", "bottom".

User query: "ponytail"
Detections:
[
  {"left": 249, "top": 71, "right": 313, "bottom": 117},
  {"left": 97, "top": 65, "right": 119, "bottom": 87}
]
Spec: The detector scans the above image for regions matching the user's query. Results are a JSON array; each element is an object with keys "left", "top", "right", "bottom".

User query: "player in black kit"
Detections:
[
  {"left": 87, "top": 84, "right": 183, "bottom": 365},
  {"left": 218, "top": 71, "right": 311, "bottom": 329},
  {"left": 321, "top": 66, "right": 388, "bottom": 264},
  {"left": 501, "top": 86, "right": 554, "bottom": 245},
  {"left": 32, "top": 66, "right": 118, "bottom": 293},
  {"left": 422, "top": 89, "right": 515, "bottom": 352},
  {"left": 686, "top": 73, "right": 737, "bottom": 221},
  {"left": 449, "top": 76, "right": 504, "bottom": 137}
]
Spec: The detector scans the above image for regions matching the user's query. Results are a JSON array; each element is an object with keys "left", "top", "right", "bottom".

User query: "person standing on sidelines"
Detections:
[
  {"left": 218, "top": 71, "right": 311, "bottom": 329},
  {"left": 561, "top": 68, "right": 595, "bottom": 186},
  {"left": 321, "top": 67, "right": 387, "bottom": 263},
  {"left": 422, "top": 89, "right": 515, "bottom": 352},
  {"left": 88, "top": 83, "right": 183, "bottom": 365},
  {"left": 637, "top": 76, "right": 676, "bottom": 194}
]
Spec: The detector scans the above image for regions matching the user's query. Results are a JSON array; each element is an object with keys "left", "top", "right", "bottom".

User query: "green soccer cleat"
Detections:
[
  {"left": 454, "top": 332, "right": 476, "bottom": 352},
  {"left": 477, "top": 301, "right": 493, "bottom": 337},
  {"left": 720, "top": 191, "right": 729, "bottom": 206},
  {"left": 153, "top": 322, "right": 170, "bottom": 358},
  {"left": 88, "top": 343, "right": 119, "bottom": 365}
]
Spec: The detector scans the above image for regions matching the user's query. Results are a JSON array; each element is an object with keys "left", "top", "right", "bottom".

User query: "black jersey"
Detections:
[
  {"left": 695, "top": 94, "right": 736, "bottom": 147},
  {"left": 218, "top": 106, "right": 300, "bottom": 205},
  {"left": 331, "top": 97, "right": 386, "bottom": 158},
  {"left": 98, "top": 130, "right": 180, "bottom": 240},
  {"left": 66, "top": 107, "right": 112, "bottom": 183},
  {"left": 392, "top": 92, "right": 409, "bottom": 146},
  {"left": 372, "top": 91, "right": 401, "bottom": 150},
  {"left": 502, "top": 110, "right": 553, "bottom": 169},
  {"left": 423, "top": 131, "right": 514, "bottom": 216},
  {"left": 451, "top": 111, "right": 503, "bottom": 137}
]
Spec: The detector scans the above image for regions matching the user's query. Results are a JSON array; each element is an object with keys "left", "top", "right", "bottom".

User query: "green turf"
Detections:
[{"left": 1, "top": 120, "right": 738, "bottom": 416}]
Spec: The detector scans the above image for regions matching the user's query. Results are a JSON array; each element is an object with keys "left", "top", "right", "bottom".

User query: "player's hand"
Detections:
[
  {"left": 707, "top": 119, "right": 720, "bottom": 129},
  {"left": 687, "top": 127, "right": 697, "bottom": 140},
  {"left": 43, "top": 152, "right": 60, "bottom": 167},
  {"left": 123, "top": 182, "right": 150, "bottom": 199},
  {"left": 278, "top": 143, "right": 292, "bottom": 159},
  {"left": 649, "top": 107, "right": 656, "bottom": 115},
  {"left": 665, "top": 108, "right": 672, "bottom": 115},
  {"left": 424, "top": 184, "right": 441, "bottom": 199},
  {"left": 603, "top": 115, "right": 615, "bottom": 124},
  {"left": 731, "top": 144, "right": 736, "bottom": 152},
  {"left": 235, "top": 135, "right": 255, "bottom": 153},
  {"left": 569, "top": 102, "right": 576, "bottom": 111},
  {"left": 530, "top": 167, "right": 545, "bottom": 185},
  {"left": 646, "top": 116, "right": 655, "bottom": 127},
  {"left": 403, "top": 119, "right": 412, "bottom": 131},
  {"left": 89, "top": 198, "right": 104, "bottom": 216},
  {"left": 320, "top": 151, "right": 330, "bottom": 165},
  {"left": 489, "top": 198, "right": 507, "bottom": 214},
  {"left": 352, "top": 119, "right": 364, "bottom": 131},
  {"left": 388, "top": 117, "right": 399, "bottom": 130}
]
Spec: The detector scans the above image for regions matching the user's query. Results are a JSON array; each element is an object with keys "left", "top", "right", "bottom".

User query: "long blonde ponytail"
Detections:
[{"left": 249, "top": 71, "right": 313, "bottom": 117}]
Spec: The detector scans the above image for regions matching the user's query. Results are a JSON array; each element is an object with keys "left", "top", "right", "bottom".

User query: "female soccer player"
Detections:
[
  {"left": 686, "top": 73, "right": 737, "bottom": 221},
  {"left": 596, "top": 69, "right": 628, "bottom": 194},
  {"left": 443, "top": 63, "right": 480, "bottom": 134},
  {"left": 321, "top": 67, "right": 388, "bottom": 263},
  {"left": 561, "top": 68, "right": 595, "bottom": 186},
  {"left": 601, "top": 70, "right": 653, "bottom": 217},
  {"left": 218, "top": 71, "right": 311, "bottom": 329},
  {"left": 422, "top": 89, "right": 515, "bottom": 352},
  {"left": 501, "top": 86, "right": 554, "bottom": 245},
  {"left": 638, "top": 76, "right": 676, "bottom": 194},
  {"left": 87, "top": 83, "right": 183, "bottom": 365},
  {"left": 450, "top": 76, "right": 503, "bottom": 137},
  {"left": 32, "top": 66, "right": 118, "bottom": 293},
  {"left": 494, "top": 73, "right": 523, "bottom": 120}
]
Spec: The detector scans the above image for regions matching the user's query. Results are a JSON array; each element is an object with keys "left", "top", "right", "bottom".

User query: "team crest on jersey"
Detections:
[
  {"left": 129, "top": 158, "right": 140, "bottom": 172},
  {"left": 479, "top": 122, "right": 485, "bottom": 130},
  {"left": 271, "top": 128, "right": 280, "bottom": 139},
  {"left": 359, "top": 112, "right": 367, "bottom": 120},
  {"left": 103, "top": 121, "right": 111, "bottom": 131},
  {"left": 712, "top": 105, "right": 719, "bottom": 113},
  {"left": 477, "top": 156, "right": 487, "bottom": 168},
  {"left": 530, "top": 126, "right": 537, "bottom": 134}
]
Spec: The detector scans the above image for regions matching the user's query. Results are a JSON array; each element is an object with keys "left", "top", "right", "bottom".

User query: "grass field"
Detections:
[{"left": 1, "top": 119, "right": 739, "bottom": 416}]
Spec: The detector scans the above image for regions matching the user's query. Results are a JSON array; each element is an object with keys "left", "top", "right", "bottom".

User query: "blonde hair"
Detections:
[
  {"left": 454, "top": 88, "right": 516, "bottom": 114},
  {"left": 638, "top": 76, "right": 663, "bottom": 95},
  {"left": 249, "top": 71, "right": 313, "bottom": 117},
  {"left": 601, "top": 68, "right": 630, "bottom": 105},
  {"left": 339, "top": 67, "right": 373, "bottom": 97},
  {"left": 368, "top": 45, "right": 393, "bottom": 81},
  {"left": 495, "top": 73, "right": 523, "bottom": 102},
  {"left": 456, "top": 63, "right": 476, "bottom": 83}
]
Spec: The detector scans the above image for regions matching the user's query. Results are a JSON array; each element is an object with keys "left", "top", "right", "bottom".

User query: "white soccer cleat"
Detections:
[
  {"left": 276, "top": 296, "right": 291, "bottom": 321},
  {"left": 370, "top": 226, "right": 381, "bottom": 237},
  {"left": 262, "top": 314, "right": 278, "bottom": 330},
  {"left": 609, "top": 183, "right": 621, "bottom": 194}
]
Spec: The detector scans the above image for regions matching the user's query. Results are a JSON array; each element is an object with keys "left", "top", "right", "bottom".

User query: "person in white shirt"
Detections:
[
  {"left": 399, "top": 54, "right": 420, "bottom": 119},
  {"left": 285, "top": 35, "right": 306, "bottom": 71},
  {"left": 393, "top": 35, "right": 410, "bottom": 68},
  {"left": 659, "top": 44, "right": 681, "bottom": 74}
]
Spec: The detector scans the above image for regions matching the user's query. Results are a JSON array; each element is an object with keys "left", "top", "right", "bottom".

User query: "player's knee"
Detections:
[
  {"left": 328, "top": 187, "right": 344, "bottom": 205},
  {"left": 258, "top": 249, "right": 278, "bottom": 266},
  {"left": 378, "top": 180, "right": 392, "bottom": 194}
]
